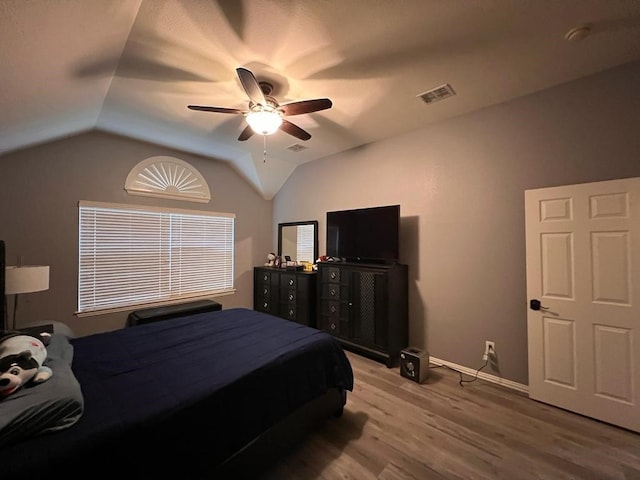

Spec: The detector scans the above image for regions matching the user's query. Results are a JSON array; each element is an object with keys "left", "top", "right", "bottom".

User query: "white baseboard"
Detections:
[{"left": 429, "top": 356, "right": 529, "bottom": 394}]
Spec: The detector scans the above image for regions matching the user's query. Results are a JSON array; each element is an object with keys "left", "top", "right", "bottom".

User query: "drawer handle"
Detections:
[
  {"left": 330, "top": 322, "right": 336, "bottom": 331},
  {"left": 263, "top": 302, "right": 268, "bottom": 308},
  {"left": 289, "top": 294, "right": 295, "bottom": 301},
  {"left": 263, "top": 274, "right": 268, "bottom": 281},
  {"left": 263, "top": 288, "right": 268, "bottom": 295},
  {"left": 330, "top": 305, "right": 336, "bottom": 313},
  {"left": 329, "top": 288, "right": 336, "bottom": 296},
  {"left": 289, "top": 279, "right": 294, "bottom": 286},
  {"left": 289, "top": 309, "right": 294, "bottom": 316},
  {"left": 330, "top": 272, "right": 337, "bottom": 280}
]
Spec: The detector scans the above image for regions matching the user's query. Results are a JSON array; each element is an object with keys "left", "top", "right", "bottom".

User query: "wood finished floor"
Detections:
[{"left": 261, "top": 351, "right": 640, "bottom": 480}]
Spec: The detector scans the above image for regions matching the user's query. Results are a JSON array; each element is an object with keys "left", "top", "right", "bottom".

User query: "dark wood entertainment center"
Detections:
[
  {"left": 253, "top": 261, "right": 408, "bottom": 368},
  {"left": 317, "top": 261, "right": 408, "bottom": 368}
]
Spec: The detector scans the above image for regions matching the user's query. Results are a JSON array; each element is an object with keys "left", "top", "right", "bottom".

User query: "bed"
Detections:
[{"left": 0, "top": 243, "right": 354, "bottom": 478}]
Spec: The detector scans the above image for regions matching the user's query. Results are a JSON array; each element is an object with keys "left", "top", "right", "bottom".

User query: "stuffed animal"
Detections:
[
  {"left": 265, "top": 252, "right": 276, "bottom": 267},
  {"left": 0, "top": 333, "right": 52, "bottom": 399}
]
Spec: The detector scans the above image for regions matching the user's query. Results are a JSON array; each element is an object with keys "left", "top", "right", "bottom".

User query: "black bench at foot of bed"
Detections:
[{"left": 126, "top": 299, "right": 222, "bottom": 326}]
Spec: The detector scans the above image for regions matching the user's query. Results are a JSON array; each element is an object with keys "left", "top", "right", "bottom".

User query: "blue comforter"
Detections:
[{"left": 2, "top": 308, "right": 354, "bottom": 477}]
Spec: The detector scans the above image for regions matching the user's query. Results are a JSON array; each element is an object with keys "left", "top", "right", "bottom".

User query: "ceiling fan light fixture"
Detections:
[{"left": 246, "top": 110, "right": 283, "bottom": 135}]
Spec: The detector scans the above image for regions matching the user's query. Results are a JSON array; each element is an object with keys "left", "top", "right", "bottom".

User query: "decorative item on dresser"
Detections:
[
  {"left": 317, "top": 261, "right": 408, "bottom": 367},
  {"left": 254, "top": 266, "right": 317, "bottom": 327}
]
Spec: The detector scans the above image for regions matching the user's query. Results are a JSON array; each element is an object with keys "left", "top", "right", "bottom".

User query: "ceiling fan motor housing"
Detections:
[
  {"left": 249, "top": 96, "right": 280, "bottom": 112},
  {"left": 258, "top": 81, "right": 275, "bottom": 96}
]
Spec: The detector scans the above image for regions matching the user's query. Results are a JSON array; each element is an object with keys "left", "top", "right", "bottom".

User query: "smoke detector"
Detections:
[{"left": 417, "top": 84, "right": 456, "bottom": 105}]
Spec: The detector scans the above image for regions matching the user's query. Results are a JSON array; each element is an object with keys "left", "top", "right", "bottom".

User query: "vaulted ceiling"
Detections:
[{"left": 2, "top": 1, "right": 640, "bottom": 199}]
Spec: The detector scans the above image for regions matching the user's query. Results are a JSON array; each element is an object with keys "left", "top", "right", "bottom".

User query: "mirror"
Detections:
[{"left": 278, "top": 220, "right": 318, "bottom": 264}]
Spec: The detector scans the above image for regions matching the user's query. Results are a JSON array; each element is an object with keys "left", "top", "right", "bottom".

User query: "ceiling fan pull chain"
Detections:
[{"left": 263, "top": 135, "right": 267, "bottom": 163}]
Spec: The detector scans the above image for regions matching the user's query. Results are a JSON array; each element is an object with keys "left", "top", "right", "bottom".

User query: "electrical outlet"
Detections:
[{"left": 483, "top": 341, "right": 495, "bottom": 361}]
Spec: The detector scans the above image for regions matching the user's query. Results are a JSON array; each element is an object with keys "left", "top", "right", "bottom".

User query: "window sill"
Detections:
[{"left": 75, "top": 290, "right": 235, "bottom": 318}]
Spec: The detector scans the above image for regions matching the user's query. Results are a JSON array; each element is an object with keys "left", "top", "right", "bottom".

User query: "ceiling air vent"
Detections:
[
  {"left": 417, "top": 83, "right": 456, "bottom": 105},
  {"left": 287, "top": 143, "right": 307, "bottom": 152}
]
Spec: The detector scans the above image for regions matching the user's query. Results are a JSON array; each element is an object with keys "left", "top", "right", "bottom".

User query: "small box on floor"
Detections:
[{"left": 400, "top": 347, "right": 429, "bottom": 383}]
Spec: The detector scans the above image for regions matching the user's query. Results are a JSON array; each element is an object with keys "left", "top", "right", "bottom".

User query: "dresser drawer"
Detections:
[
  {"left": 321, "top": 266, "right": 343, "bottom": 283},
  {"left": 321, "top": 282, "right": 348, "bottom": 300},
  {"left": 256, "top": 298, "right": 275, "bottom": 313},
  {"left": 281, "top": 274, "right": 298, "bottom": 288},
  {"left": 320, "top": 300, "right": 349, "bottom": 320},
  {"left": 254, "top": 267, "right": 316, "bottom": 327},
  {"left": 259, "top": 284, "right": 273, "bottom": 297},
  {"left": 258, "top": 270, "right": 273, "bottom": 283}
]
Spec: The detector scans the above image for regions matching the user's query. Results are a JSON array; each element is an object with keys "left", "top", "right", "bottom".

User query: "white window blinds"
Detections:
[{"left": 78, "top": 201, "right": 234, "bottom": 313}]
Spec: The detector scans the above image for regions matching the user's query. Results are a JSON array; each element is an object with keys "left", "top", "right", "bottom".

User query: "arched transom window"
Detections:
[{"left": 125, "top": 156, "right": 211, "bottom": 203}]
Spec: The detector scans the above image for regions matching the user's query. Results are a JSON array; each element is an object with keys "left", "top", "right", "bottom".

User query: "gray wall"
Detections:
[
  {"left": 274, "top": 60, "right": 640, "bottom": 385},
  {"left": 2, "top": 61, "right": 638, "bottom": 384},
  {"left": 0, "top": 131, "right": 272, "bottom": 337}
]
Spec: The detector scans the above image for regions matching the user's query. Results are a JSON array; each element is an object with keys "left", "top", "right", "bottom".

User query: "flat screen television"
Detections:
[{"left": 326, "top": 205, "right": 400, "bottom": 263}]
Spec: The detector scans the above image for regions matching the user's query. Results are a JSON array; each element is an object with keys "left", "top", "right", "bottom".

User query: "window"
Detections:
[
  {"left": 124, "top": 156, "right": 211, "bottom": 203},
  {"left": 78, "top": 201, "right": 234, "bottom": 314}
]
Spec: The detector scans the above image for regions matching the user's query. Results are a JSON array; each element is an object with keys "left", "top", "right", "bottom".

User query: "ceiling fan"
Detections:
[{"left": 188, "top": 67, "right": 332, "bottom": 142}]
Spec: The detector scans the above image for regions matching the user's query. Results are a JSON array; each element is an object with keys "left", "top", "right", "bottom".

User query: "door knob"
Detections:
[{"left": 529, "top": 299, "right": 549, "bottom": 311}]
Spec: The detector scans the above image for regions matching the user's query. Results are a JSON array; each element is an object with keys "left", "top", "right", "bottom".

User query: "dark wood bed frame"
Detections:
[
  {"left": 0, "top": 239, "right": 348, "bottom": 476},
  {"left": 214, "top": 388, "right": 346, "bottom": 476},
  {"left": 124, "top": 299, "right": 349, "bottom": 473}
]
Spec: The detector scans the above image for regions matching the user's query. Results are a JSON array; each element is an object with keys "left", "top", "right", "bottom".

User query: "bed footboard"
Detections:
[{"left": 212, "top": 388, "right": 347, "bottom": 477}]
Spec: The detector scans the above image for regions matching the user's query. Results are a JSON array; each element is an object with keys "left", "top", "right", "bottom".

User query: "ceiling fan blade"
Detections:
[
  {"left": 279, "top": 98, "right": 332, "bottom": 116},
  {"left": 236, "top": 67, "right": 266, "bottom": 106},
  {"left": 280, "top": 119, "right": 312, "bottom": 141},
  {"left": 188, "top": 105, "right": 245, "bottom": 114},
  {"left": 238, "top": 125, "right": 255, "bottom": 141}
]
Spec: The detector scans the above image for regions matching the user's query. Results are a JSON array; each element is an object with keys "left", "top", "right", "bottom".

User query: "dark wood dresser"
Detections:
[{"left": 253, "top": 266, "right": 317, "bottom": 327}]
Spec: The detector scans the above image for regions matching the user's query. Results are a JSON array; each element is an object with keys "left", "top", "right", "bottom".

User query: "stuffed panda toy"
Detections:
[{"left": 0, "top": 332, "right": 52, "bottom": 399}]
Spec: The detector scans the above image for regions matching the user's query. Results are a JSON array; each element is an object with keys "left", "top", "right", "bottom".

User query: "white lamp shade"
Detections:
[
  {"left": 5, "top": 265, "right": 50, "bottom": 294},
  {"left": 246, "top": 110, "right": 283, "bottom": 135}
]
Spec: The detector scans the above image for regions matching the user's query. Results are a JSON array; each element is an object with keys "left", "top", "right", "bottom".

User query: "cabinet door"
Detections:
[{"left": 351, "top": 268, "right": 389, "bottom": 349}]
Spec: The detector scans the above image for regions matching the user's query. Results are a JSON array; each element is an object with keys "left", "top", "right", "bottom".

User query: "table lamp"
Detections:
[{"left": 5, "top": 265, "right": 49, "bottom": 330}]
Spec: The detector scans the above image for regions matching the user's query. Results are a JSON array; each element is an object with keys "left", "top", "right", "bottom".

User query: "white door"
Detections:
[{"left": 525, "top": 177, "right": 640, "bottom": 433}]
